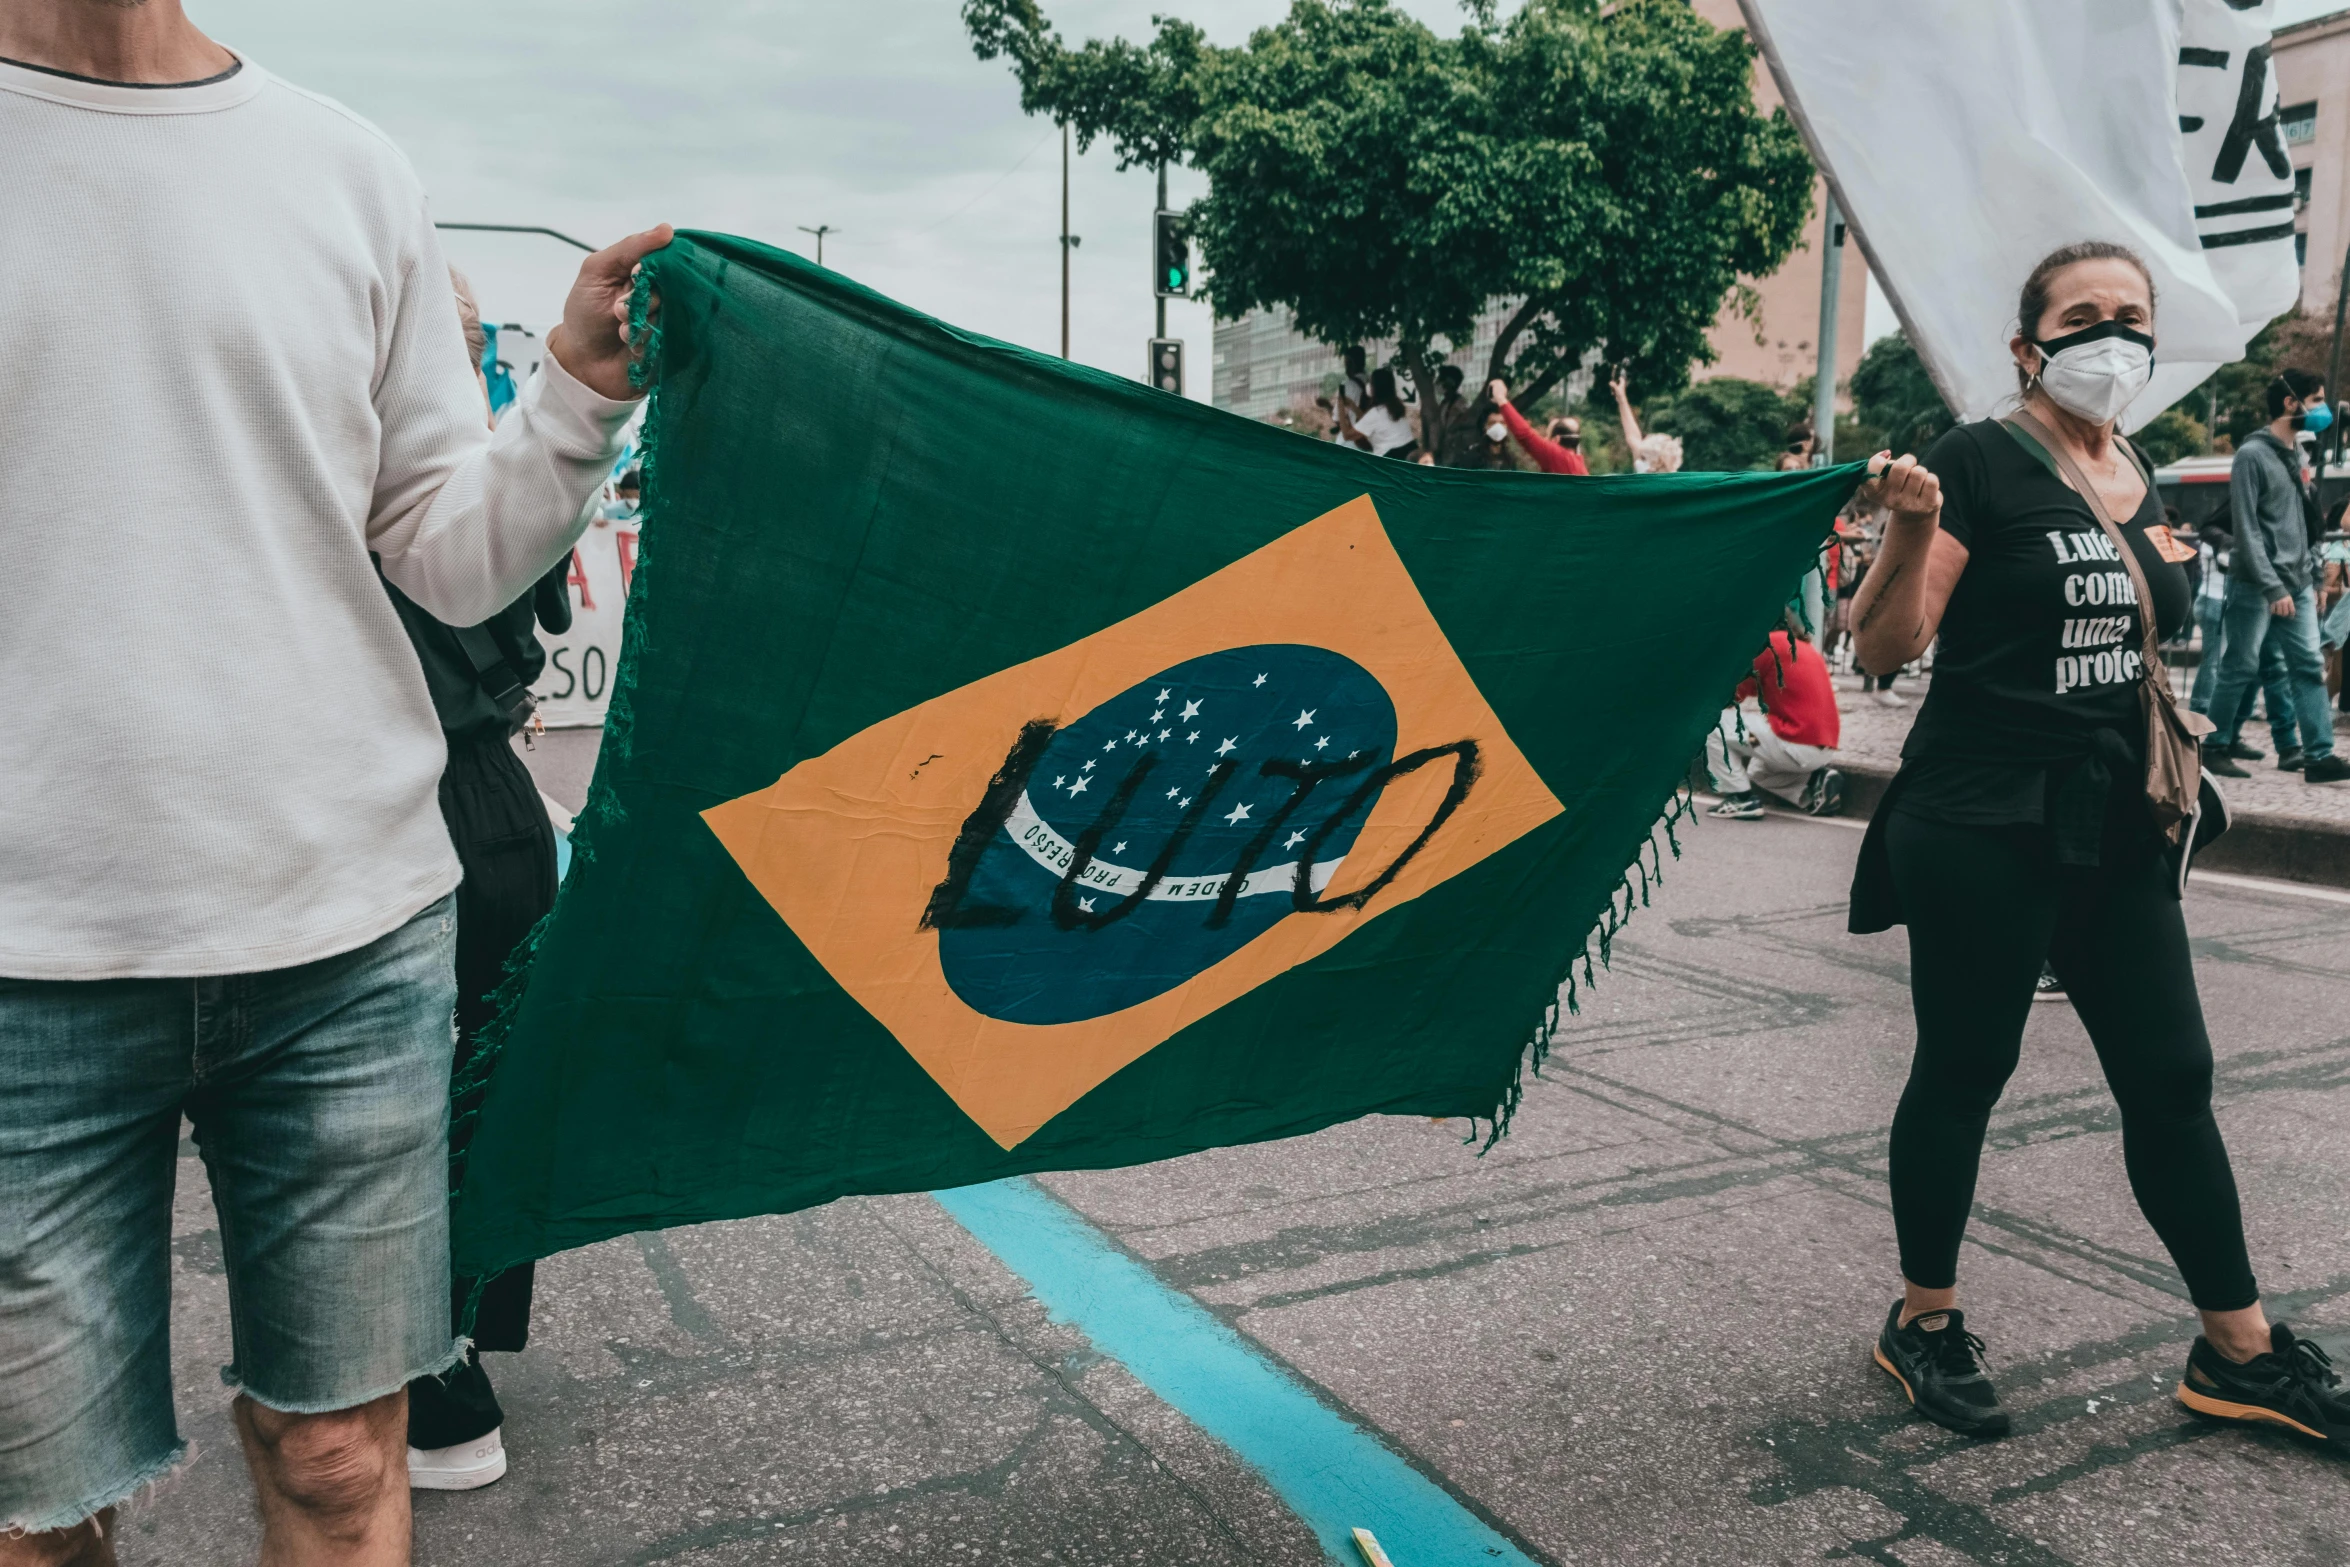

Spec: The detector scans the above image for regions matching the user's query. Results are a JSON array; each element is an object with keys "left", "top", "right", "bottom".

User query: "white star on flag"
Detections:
[
  {"left": 1053, "top": 775, "right": 1065, "bottom": 787},
  {"left": 1069, "top": 775, "right": 1091, "bottom": 795},
  {"left": 1292, "top": 709, "right": 1316, "bottom": 730},
  {"left": 1082, "top": 760, "right": 1095, "bottom": 771},
  {"left": 1178, "top": 796, "right": 1191, "bottom": 808},
  {"left": 1165, "top": 786, "right": 1181, "bottom": 800},
  {"left": 1156, "top": 689, "right": 1171, "bottom": 703},
  {"left": 1315, "top": 736, "right": 1331, "bottom": 750},
  {"left": 1079, "top": 896, "right": 1096, "bottom": 912},
  {"left": 1215, "top": 737, "right": 1238, "bottom": 756},
  {"left": 1187, "top": 732, "right": 1200, "bottom": 744},
  {"left": 1253, "top": 673, "right": 1268, "bottom": 687},
  {"left": 1224, "top": 803, "right": 1253, "bottom": 824},
  {"left": 1113, "top": 841, "right": 1127, "bottom": 853},
  {"left": 1103, "top": 739, "right": 1119, "bottom": 752},
  {"left": 1179, "top": 699, "right": 1202, "bottom": 721},
  {"left": 1126, "top": 730, "right": 1138, "bottom": 743},
  {"left": 1284, "top": 830, "right": 1307, "bottom": 849}
]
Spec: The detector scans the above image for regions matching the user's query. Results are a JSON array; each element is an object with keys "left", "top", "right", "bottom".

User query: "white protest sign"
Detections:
[
  {"left": 532, "top": 516, "right": 639, "bottom": 728},
  {"left": 1739, "top": 0, "right": 2301, "bottom": 430}
]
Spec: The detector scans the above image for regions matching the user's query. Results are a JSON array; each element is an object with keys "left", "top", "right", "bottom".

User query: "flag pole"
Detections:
[
  {"left": 1736, "top": 0, "right": 1956, "bottom": 423},
  {"left": 1812, "top": 189, "right": 1843, "bottom": 465}
]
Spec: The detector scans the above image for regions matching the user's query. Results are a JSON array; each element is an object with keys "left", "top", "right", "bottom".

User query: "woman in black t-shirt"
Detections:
[{"left": 1842, "top": 243, "right": 2345, "bottom": 1447}]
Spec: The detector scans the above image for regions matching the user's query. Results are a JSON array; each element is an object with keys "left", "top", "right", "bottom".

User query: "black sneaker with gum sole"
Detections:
[
  {"left": 2176, "top": 1324, "right": 2349, "bottom": 1446},
  {"left": 1873, "top": 1302, "right": 2011, "bottom": 1438}
]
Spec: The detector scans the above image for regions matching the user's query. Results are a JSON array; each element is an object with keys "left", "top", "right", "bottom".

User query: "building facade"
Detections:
[
  {"left": 2275, "top": 10, "right": 2350, "bottom": 316},
  {"left": 1211, "top": 300, "right": 1536, "bottom": 426}
]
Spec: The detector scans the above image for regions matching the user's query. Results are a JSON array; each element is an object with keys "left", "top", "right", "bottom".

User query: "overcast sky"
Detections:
[
  {"left": 194, "top": 1, "right": 1458, "bottom": 398},
  {"left": 196, "top": 0, "right": 2345, "bottom": 397}
]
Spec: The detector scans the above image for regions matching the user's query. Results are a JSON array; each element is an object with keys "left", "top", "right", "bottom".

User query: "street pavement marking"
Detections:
[{"left": 935, "top": 1176, "right": 1540, "bottom": 1567}]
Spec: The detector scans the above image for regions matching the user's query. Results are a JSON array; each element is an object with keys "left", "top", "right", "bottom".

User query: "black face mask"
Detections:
[{"left": 2031, "top": 318, "right": 2157, "bottom": 358}]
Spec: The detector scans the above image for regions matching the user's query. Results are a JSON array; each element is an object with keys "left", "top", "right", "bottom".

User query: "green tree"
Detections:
[
  {"left": 964, "top": 0, "right": 1815, "bottom": 431},
  {"left": 2166, "top": 310, "right": 2338, "bottom": 451},
  {"left": 1848, "top": 331, "right": 1955, "bottom": 457},
  {"left": 2131, "top": 408, "right": 2209, "bottom": 468},
  {"left": 1643, "top": 377, "right": 1801, "bottom": 471}
]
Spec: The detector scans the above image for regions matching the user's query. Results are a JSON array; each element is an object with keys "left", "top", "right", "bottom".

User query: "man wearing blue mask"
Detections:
[{"left": 2202, "top": 369, "right": 2347, "bottom": 784}]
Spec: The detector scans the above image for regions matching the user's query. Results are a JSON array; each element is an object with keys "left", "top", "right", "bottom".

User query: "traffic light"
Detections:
[
  {"left": 1147, "top": 337, "right": 1183, "bottom": 395},
  {"left": 1153, "top": 209, "right": 1190, "bottom": 298}
]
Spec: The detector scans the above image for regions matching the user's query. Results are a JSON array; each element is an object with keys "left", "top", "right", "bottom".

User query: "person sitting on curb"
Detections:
[{"left": 1706, "top": 625, "right": 1845, "bottom": 819}]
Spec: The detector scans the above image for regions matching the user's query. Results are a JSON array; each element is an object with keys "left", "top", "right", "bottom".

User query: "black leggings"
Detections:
[{"left": 1884, "top": 811, "right": 2258, "bottom": 1311}]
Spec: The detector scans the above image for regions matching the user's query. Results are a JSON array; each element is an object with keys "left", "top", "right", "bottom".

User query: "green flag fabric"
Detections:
[{"left": 448, "top": 231, "right": 1863, "bottom": 1278}]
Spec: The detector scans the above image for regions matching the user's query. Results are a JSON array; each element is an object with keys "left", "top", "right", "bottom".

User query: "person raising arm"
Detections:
[
  {"left": 1608, "top": 367, "right": 1683, "bottom": 472},
  {"left": 1845, "top": 453, "right": 1958, "bottom": 675},
  {"left": 1486, "top": 379, "right": 1588, "bottom": 475}
]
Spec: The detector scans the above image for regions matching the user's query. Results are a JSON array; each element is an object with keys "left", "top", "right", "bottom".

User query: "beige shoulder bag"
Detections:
[{"left": 2002, "top": 410, "right": 2212, "bottom": 843}]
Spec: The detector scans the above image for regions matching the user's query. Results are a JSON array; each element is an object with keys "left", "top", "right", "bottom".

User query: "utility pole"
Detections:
[
  {"left": 797, "top": 224, "right": 836, "bottom": 267},
  {"left": 1155, "top": 163, "right": 1169, "bottom": 342},
  {"left": 2325, "top": 234, "right": 2350, "bottom": 475},
  {"left": 1060, "top": 123, "right": 1075, "bottom": 359},
  {"left": 1810, "top": 189, "right": 1845, "bottom": 467}
]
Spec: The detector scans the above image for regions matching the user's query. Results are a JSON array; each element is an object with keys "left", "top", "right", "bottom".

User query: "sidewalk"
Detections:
[
  {"left": 1833, "top": 671, "right": 2350, "bottom": 826},
  {"left": 1823, "top": 668, "right": 2350, "bottom": 886}
]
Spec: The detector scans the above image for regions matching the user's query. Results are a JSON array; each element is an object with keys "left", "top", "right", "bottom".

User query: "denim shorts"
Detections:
[{"left": 0, "top": 895, "right": 463, "bottom": 1534}]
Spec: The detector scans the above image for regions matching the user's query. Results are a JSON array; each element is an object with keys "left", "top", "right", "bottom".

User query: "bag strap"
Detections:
[
  {"left": 452, "top": 623, "right": 538, "bottom": 733},
  {"left": 2001, "top": 410, "right": 2165, "bottom": 678}
]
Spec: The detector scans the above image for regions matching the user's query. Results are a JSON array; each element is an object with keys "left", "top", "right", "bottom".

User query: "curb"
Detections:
[{"left": 1820, "top": 760, "right": 2350, "bottom": 891}]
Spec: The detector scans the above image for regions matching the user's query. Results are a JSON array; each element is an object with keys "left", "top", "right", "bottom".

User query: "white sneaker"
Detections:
[
  {"left": 408, "top": 1427, "right": 507, "bottom": 1491},
  {"left": 1871, "top": 687, "right": 1907, "bottom": 707}
]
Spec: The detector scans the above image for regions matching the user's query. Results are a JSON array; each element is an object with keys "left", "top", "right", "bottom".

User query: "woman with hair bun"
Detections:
[{"left": 1843, "top": 242, "right": 2347, "bottom": 1448}]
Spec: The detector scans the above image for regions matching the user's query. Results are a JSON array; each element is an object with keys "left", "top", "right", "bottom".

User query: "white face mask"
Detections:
[
  {"left": 2032, "top": 321, "right": 2155, "bottom": 425},
  {"left": 1485, "top": 423, "right": 1508, "bottom": 443}
]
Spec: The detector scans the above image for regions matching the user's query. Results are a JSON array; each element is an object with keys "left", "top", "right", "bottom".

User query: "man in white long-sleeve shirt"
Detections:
[{"left": 0, "top": 4, "right": 668, "bottom": 1561}]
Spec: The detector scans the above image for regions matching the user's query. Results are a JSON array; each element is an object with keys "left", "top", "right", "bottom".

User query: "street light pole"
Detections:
[
  {"left": 2325, "top": 233, "right": 2350, "bottom": 474},
  {"left": 1062, "top": 124, "right": 1072, "bottom": 359},
  {"left": 1155, "top": 163, "right": 1169, "bottom": 342},
  {"left": 797, "top": 224, "right": 836, "bottom": 267},
  {"left": 1811, "top": 189, "right": 1844, "bottom": 467}
]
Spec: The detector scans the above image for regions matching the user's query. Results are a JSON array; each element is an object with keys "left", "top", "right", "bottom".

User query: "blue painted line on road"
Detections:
[{"left": 935, "top": 1175, "right": 1539, "bottom": 1567}]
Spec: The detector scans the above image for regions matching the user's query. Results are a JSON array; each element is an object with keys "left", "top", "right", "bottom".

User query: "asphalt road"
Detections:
[{"left": 126, "top": 754, "right": 2350, "bottom": 1565}]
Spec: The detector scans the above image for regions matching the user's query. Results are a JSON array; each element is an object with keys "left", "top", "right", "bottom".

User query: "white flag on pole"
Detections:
[{"left": 1737, "top": 0, "right": 2300, "bottom": 433}]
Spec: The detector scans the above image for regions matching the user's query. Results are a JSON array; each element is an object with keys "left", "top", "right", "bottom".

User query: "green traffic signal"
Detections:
[{"left": 1154, "top": 209, "right": 1189, "bottom": 298}]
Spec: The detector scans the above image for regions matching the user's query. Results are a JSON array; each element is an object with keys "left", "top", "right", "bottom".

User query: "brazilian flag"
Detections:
[{"left": 449, "top": 231, "right": 1862, "bottom": 1277}]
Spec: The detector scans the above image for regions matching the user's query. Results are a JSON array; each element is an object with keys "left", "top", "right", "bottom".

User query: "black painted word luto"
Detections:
[{"left": 922, "top": 720, "right": 1481, "bottom": 936}]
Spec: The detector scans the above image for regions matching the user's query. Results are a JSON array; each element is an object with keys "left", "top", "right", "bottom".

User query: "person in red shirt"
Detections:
[
  {"left": 1486, "top": 379, "right": 1589, "bottom": 475},
  {"left": 1706, "top": 628, "right": 1845, "bottom": 818}
]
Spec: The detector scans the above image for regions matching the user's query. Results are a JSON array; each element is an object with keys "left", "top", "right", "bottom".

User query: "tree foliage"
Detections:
[
  {"left": 1644, "top": 377, "right": 1803, "bottom": 472},
  {"left": 964, "top": 0, "right": 1815, "bottom": 422},
  {"left": 2164, "top": 308, "right": 2340, "bottom": 452},
  {"left": 1847, "top": 331, "right": 1955, "bottom": 458}
]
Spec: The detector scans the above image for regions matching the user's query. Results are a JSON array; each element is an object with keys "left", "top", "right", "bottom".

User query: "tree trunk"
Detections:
[
  {"left": 1509, "top": 350, "right": 1579, "bottom": 413},
  {"left": 1483, "top": 296, "right": 1550, "bottom": 392}
]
